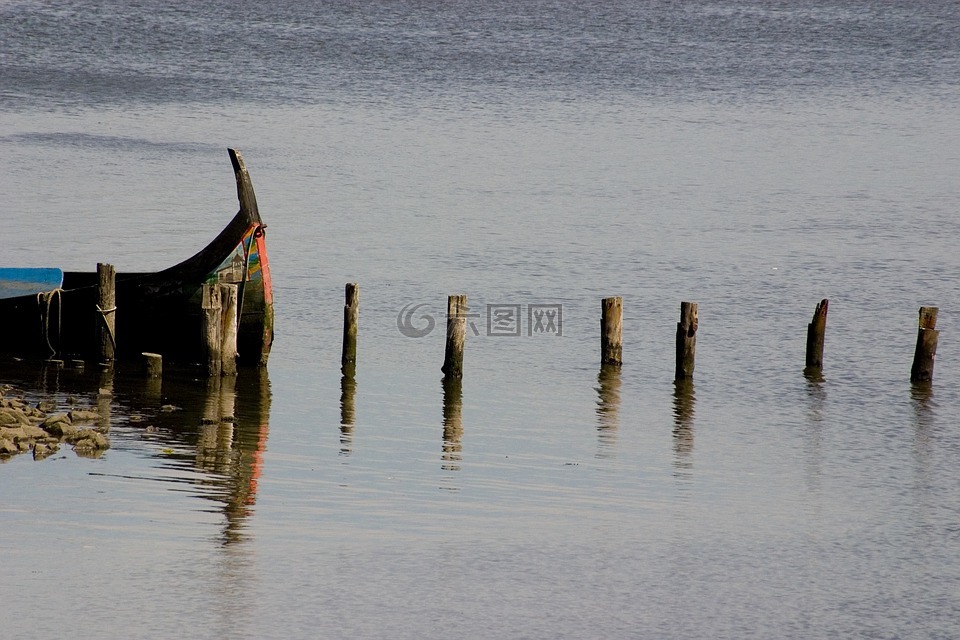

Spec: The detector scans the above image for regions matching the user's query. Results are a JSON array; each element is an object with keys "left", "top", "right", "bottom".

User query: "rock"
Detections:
[
  {"left": 0, "top": 438, "right": 17, "bottom": 455},
  {"left": 33, "top": 442, "right": 58, "bottom": 460},
  {"left": 41, "top": 413, "right": 71, "bottom": 429},
  {"left": 43, "top": 420, "right": 80, "bottom": 439},
  {"left": 36, "top": 401, "right": 57, "bottom": 413},
  {"left": 68, "top": 410, "right": 100, "bottom": 423},
  {"left": 0, "top": 426, "right": 27, "bottom": 442},
  {"left": 20, "top": 424, "right": 47, "bottom": 440},
  {"left": 160, "top": 405, "right": 178, "bottom": 412},
  {"left": 0, "top": 407, "right": 28, "bottom": 426},
  {"left": 72, "top": 430, "right": 109, "bottom": 453}
]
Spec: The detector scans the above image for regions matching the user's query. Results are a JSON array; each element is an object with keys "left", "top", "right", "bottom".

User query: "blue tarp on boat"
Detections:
[{"left": 0, "top": 268, "right": 63, "bottom": 299}]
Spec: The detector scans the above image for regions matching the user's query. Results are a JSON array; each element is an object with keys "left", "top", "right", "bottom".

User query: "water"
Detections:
[{"left": 2, "top": 1, "right": 960, "bottom": 637}]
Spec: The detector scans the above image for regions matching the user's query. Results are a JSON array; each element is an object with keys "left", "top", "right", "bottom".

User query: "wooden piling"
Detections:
[
  {"left": 910, "top": 306, "right": 939, "bottom": 384},
  {"left": 219, "top": 283, "right": 239, "bottom": 376},
  {"left": 675, "top": 301, "right": 698, "bottom": 381},
  {"left": 342, "top": 283, "right": 359, "bottom": 369},
  {"left": 96, "top": 263, "right": 116, "bottom": 365},
  {"left": 441, "top": 294, "right": 467, "bottom": 379},
  {"left": 804, "top": 299, "right": 829, "bottom": 373},
  {"left": 201, "top": 283, "right": 222, "bottom": 377},
  {"left": 142, "top": 352, "right": 163, "bottom": 378},
  {"left": 141, "top": 353, "right": 162, "bottom": 402},
  {"left": 600, "top": 297, "right": 623, "bottom": 366}
]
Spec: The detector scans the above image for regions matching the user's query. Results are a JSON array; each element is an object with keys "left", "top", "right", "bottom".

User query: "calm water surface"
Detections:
[{"left": 2, "top": 1, "right": 960, "bottom": 638}]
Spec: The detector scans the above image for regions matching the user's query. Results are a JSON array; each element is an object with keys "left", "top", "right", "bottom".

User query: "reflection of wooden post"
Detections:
[
  {"left": 911, "top": 306, "right": 939, "bottom": 383},
  {"left": 672, "top": 378, "right": 696, "bottom": 465},
  {"left": 220, "top": 284, "right": 239, "bottom": 376},
  {"left": 442, "top": 295, "right": 467, "bottom": 379},
  {"left": 342, "top": 283, "right": 359, "bottom": 369},
  {"left": 201, "top": 284, "right": 222, "bottom": 377},
  {"left": 340, "top": 370, "right": 357, "bottom": 455},
  {"left": 97, "top": 263, "right": 116, "bottom": 365},
  {"left": 601, "top": 297, "right": 623, "bottom": 366},
  {"left": 805, "top": 299, "right": 829, "bottom": 374},
  {"left": 596, "top": 364, "right": 621, "bottom": 456},
  {"left": 442, "top": 376, "right": 463, "bottom": 471},
  {"left": 675, "top": 301, "right": 698, "bottom": 381},
  {"left": 97, "top": 367, "right": 113, "bottom": 435}
]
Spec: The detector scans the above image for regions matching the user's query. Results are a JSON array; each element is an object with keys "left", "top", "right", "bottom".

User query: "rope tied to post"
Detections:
[
  {"left": 36, "top": 289, "right": 63, "bottom": 358},
  {"left": 96, "top": 303, "right": 117, "bottom": 354}
]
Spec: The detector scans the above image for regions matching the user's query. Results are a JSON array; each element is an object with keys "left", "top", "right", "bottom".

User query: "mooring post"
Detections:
[
  {"left": 441, "top": 294, "right": 467, "bottom": 379},
  {"left": 219, "top": 283, "right": 239, "bottom": 376},
  {"left": 96, "top": 263, "right": 116, "bottom": 365},
  {"left": 201, "top": 283, "right": 223, "bottom": 377},
  {"left": 910, "top": 306, "right": 939, "bottom": 383},
  {"left": 342, "top": 283, "right": 359, "bottom": 369},
  {"left": 675, "top": 301, "right": 698, "bottom": 381},
  {"left": 600, "top": 297, "right": 623, "bottom": 366},
  {"left": 805, "top": 299, "right": 829, "bottom": 374}
]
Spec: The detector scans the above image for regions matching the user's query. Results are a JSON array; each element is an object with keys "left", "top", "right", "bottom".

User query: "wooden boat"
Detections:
[{"left": 0, "top": 149, "right": 273, "bottom": 368}]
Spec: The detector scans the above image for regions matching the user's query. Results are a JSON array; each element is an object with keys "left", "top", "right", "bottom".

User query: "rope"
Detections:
[
  {"left": 36, "top": 289, "right": 62, "bottom": 358},
  {"left": 96, "top": 303, "right": 117, "bottom": 354},
  {"left": 235, "top": 225, "right": 258, "bottom": 324}
]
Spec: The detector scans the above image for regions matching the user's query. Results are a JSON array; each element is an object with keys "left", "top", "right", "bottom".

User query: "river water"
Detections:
[{"left": 2, "top": 1, "right": 960, "bottom": 638}]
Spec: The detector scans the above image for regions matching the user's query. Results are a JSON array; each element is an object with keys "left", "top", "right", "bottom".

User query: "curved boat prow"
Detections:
[
  {"left": 229, "top": 148, "right": 261, "bottom": 224},
  {"left": 228, "top": 149, "right": 273, "bottom": 367}
]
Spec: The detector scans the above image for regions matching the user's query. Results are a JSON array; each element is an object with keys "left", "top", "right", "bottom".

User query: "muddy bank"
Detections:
[{"left": 0, "top": 385, "right": 109, "bottom": 460}]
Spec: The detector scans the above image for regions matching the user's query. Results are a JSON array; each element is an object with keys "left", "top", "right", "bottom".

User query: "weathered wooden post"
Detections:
[
  {"left": 96, "top": 263, "right": 116, "bottom": 365},
  {"left": 140, "top": 352, "right": 162, "bottom": 401},
  {"left": 675, "top": 301, "right": 698, "bottom": 380},
  {"left": 441, "top": 294, "right": 467, "bottom": 379},
  {"left": 201, "top": 283, "right": 222, "bottom": 377},
  {"left": 142, "top": 352, "right": 163, "bottom": 378},
  {"left": 805, "top": 299, "right": 829, "bottom": 374},
  {"left": 219, "top": 283, "right": 239, "bottom": 376},
  {"left": 911, "top": 306, "right": 939, "bottom": 383},
  {"left": 342, "top": 283, "right": 359, "bottom": 369},
  {"left": 600, "top": 297, "right": 623, "bottom": 366}
]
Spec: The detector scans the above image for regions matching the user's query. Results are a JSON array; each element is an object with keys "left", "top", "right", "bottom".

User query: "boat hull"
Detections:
[{"left": 0, "top": 149, "right": 273, "bottom": 368}]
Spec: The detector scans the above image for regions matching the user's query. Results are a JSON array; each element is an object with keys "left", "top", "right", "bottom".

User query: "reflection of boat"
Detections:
[
  {"left": 0, "top": 358, "right": 271, "bottom": 545},
  {"left": 0, "top": 149, "right": 273, "bottom": 367}
]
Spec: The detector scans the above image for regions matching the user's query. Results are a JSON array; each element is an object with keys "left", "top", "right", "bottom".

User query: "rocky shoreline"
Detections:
[{"left": 0, "top": 385, "right": 110, "bottom": 460}]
